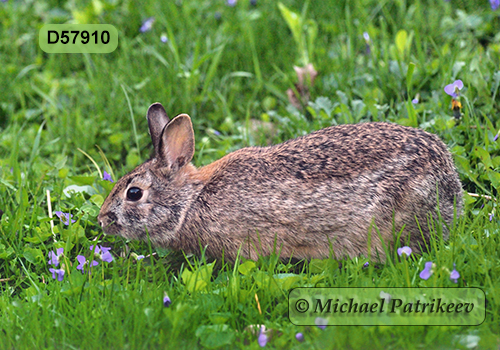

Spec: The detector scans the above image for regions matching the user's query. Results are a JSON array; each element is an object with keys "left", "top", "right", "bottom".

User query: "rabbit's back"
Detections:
[{"left": 184, "top": 122, "right": 462, "bottom": 261}]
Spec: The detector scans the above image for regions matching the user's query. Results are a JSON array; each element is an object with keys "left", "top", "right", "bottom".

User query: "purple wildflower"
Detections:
[
  {"left": 419, "top": 261, "right": 433, "bottom": 280},
  {"left": 137, "top": 255, "right": 145, "bottom": 260},
  {"left": 76, "top": 255, "right": 99, "bottom": 273},
  {"left": 54, "top": 211, "right": 76, "bottom": 225},
  {"left": 160, "top": 34, "right": 168, "bottom": 43},
  {"left": 163, "top": 293, "right": 172, "bottom": 307},
  {"left": 48, "top": 248, "right": 64, "bottom": 267},
  {"left": 397, "top": 246, "right": 412, "bottom": 257},
  {"left": 363, "top": 32, "right": 371, "bottom": 55},
  {"left": 295, "top": 333, "right": 304, "bottom": 342},
  {"left": 363, "top": 262, "right": 369, "bottom": 268},
  {"left": 444, "top": 80, "right": 464, "bottom": 98},
  {"left": 494, "top": 133, "right": 499, "bottom": 142},
  {"left": 227, "top": 0, "right": 237, "bottom": 6},
  {"left": 258, "top": 326, "right": 268, "bottom": 347},
  {"left": 140, "top": 17, "right": 155, "bottom": 33},
  {"left": 103, "top": 171, "right": 114, "bottom": 182},
  {"left": 412, "top": 93, "right": 420, "bottom": 104},
  {"left": 90, "top": 245, "right": 113, "bottom": 262},
  {"left": 491, "top": 0, "right": 500, "bottom": 10},
  {"left": 315, "top": 317, "right": 328, "bottom": 330},
  {"left": 450, "top": 264, "right": 460, "bottom": 283},
  {"left": 489, "top": 213, "right": 494, "bottom": 221},
  {"left": 49, "top": 267, "right": 65, "bottom": 281}
]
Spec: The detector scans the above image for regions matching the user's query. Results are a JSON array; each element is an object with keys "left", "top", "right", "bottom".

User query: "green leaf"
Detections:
[
  {"left": 253, "top": 271, "right": 279, "bottom": 294},
  {"left": 406, "top": 62, "right": 416, "bottom": 95},
  {"left": 274, "top": 273, "right": 302, "bottom": 290},
  {"left": 195, "top": 324, "right": 235, "bottom": 349},
  {"left": 61, "top": 225, "right": 85, "bottom": 246},
  {"left": 208, "top": 312, "right": 231, "bottom": 325},
  {"left": 181, "top": 262, "right": 215, "bottom": 293},
  {"left": 23, "top": 247, "right": 44, "bottom": 264},
  {"left": 0, "top": 243, "right": 15, "bottom": 259},
  {"left": 58, "top": 168, "right": 69, "bottom": 178},
  {"left": 69, "top": 176, "right": 96, "bottom": 186},
  {"left": 90, "top": 194, "right": 104, "bottom": 207},
  {"left": 97, "top": 179, "right": 115, "bottom": 193},
  {"left": 63, "top": 184, "right": 96, "bottom": 197},
  {"left": 487, "top": 171, "right": 500, "bottom": 190},
  {"left": 23, "top": 227, "right": 53, "bottom": 244},
  {"left": 238, "top": 260, "right": 256, "bottom": 275},
  {"left": 309, "top": 259, "right": 329, "bottom": 273},
  {"left": 472, "top": 146, "right": 493, "bottom": 169},
  {"left": 395, "top": 30, "right": 408, "bottom": 57},
  {"left": 278, "top": 2, "right": 301, "bottom": 46},
  {"left": 28, "top": 121, "right": 46, "bottom": 168}
]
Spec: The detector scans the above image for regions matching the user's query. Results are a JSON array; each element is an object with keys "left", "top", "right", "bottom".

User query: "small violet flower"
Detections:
[
  {"left": 397, "top": 246, "right": 412, "bottom": 257},
  {"left": 419, "top": 261, "right": 433, "bottom": 280},
  {"left": 49, "top": 267, "right": 65, "bottom": 281},
  {"left": 444, "top": 80, "right": 463, "bottom": 98},
  {"left": 412, "top": 92, "right": 420, "bottom": 105},
  {"left": 227, "top": 0, "right": 237, "bottom": 6},
  {"left": 491, "top": 0, "right": 500, "bottom": 10},
  {"left": 363, "top": 32, "right": 371, "bottom": 55},
  {"left": 76, "top": 255, "right": 99, "bottom": 273},
  {"left": 54, "top": 211, "right": 76, "bottom": 225},
  {"left": 160, "top": 34, "right": 168, "bottom": 43},
  {"left": 494, "top": 132, "right": 499, "bottom": 142},
  {"left": 140, "top": 17, "right": 155, "bottom": 33},
  {"left": 103, "top": 171, "right": 114, "bottom": 182},
  {"left": 90, "top": 245, "right": 113, "bottom": 262},
  {"left": 450, "top": 264, "right": 460, "bottom": 283},
  {"left": 295, "top": 333, "right": 304, "bottom": 342},
  {"left": 48, "top": 248, "right": 64, "bottom": 267},
  {"left": 163, "top": 293, "right": 172, "bottom": 307},
  {"left": 489, "top": 213, "right": 494, "bottom": 222},
  {"left": 137, "top": 255, "right": 145, "bottom": 260},
  {"left": 315, "top": 317, "right": 328, "bottom": 330},
  {"left": 363, "top": 262, "right": 369, "bottom": 268},
  {"left": 258, "top": 326, "right": 268, "bottom": 347}
]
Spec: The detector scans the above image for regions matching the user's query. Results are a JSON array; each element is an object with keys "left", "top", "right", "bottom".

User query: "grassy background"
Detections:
[{"left": 1, "top": 0, "right": 500, "bottom": 348}]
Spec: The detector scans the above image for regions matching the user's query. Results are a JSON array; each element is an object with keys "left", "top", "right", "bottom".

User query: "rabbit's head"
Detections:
[{"left": 98, "top": 103, "right": 200, "bottom": 247}]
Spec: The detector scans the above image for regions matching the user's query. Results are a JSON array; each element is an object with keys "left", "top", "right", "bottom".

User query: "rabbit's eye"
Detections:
[{"left": 126, "top": 187, "right": 143, "bottom": 201}]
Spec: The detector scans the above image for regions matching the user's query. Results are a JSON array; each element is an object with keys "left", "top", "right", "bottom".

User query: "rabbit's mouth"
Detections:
[{"left": 98, "top": 212, "right": 121, "bottom": 235}]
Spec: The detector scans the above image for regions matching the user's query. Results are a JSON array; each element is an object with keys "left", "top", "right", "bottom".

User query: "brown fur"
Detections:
[{"left": 98, "top": 103, "right": 463, "bottom": 262}]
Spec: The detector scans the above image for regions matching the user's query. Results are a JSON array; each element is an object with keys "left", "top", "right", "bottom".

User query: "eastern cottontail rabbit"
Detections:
[{"left": 98, "top": 103, "right": 463, "bottom": 262}]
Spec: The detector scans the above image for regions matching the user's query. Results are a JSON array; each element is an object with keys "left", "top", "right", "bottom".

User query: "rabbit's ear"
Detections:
[
  {"left": 147, "top": 103, "right": 170, "bottom": 156},
  {"left": 159, "top": 114, "right": 195, "bottom": 170}
]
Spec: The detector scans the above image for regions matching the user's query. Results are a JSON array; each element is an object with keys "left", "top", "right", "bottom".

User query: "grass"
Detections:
[{"left": 1, "top": 0, "right": 500, "bottom": 348}]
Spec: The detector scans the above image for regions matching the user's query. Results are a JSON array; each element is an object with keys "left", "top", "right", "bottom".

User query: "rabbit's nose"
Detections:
[{"left": 97, "top": 216, "right": 104, "bottom": 228}]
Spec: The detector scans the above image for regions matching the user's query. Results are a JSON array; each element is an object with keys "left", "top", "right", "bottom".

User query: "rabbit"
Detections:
[{"left": 98, "top": 102, "right": 463, "bottom": 262}]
